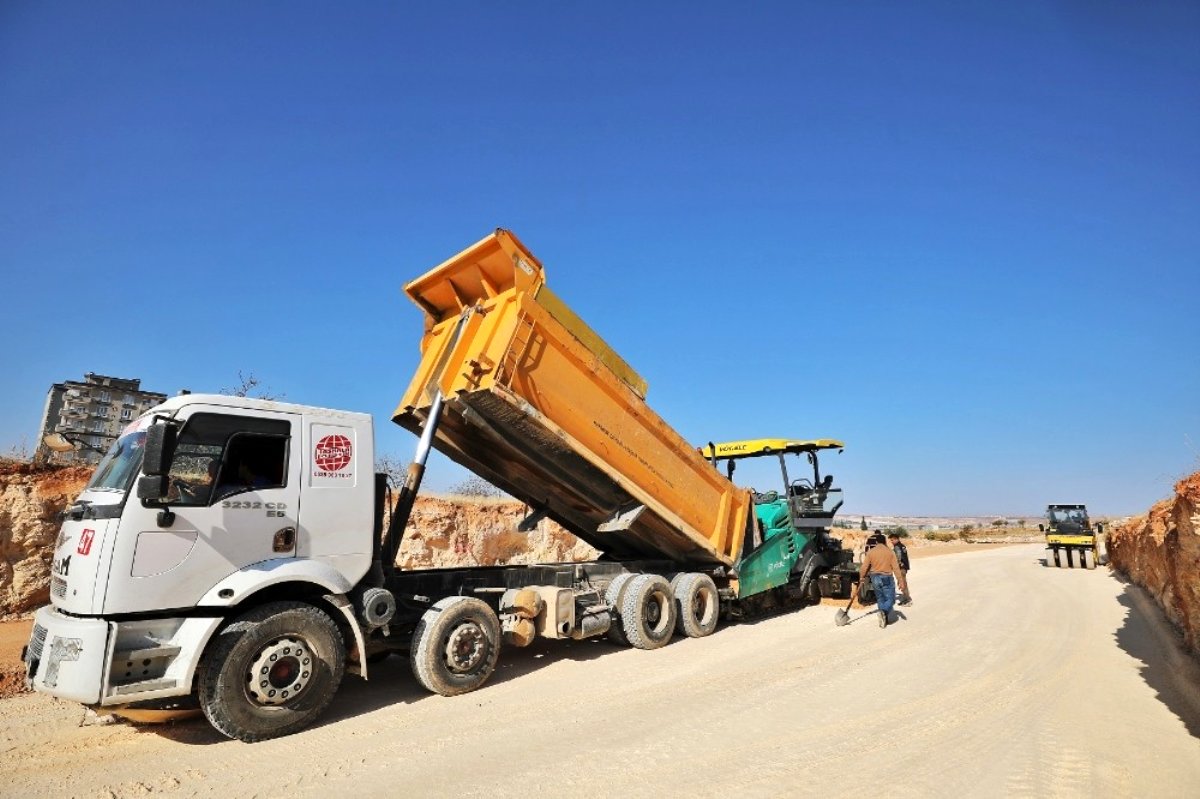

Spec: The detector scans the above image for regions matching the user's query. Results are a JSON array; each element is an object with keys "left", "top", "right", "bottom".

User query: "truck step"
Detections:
[
  {"left": 109, "top": 678, "right": 178, "bottom": 696},
  {"left": 114, "top": 645, "right": 183, "bottom": 663}
]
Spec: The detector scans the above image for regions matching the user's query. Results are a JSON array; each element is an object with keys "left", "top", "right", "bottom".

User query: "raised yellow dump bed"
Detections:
[{"left": 394, "top": 229, "right": 752, "bottom": 567}]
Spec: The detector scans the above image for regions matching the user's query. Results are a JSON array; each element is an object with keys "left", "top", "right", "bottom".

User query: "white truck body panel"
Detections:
[
  {"left": 50, "top": 513, "right": 119, "bottom": 615},
  {"left": 196, "top": 557, "right": 359, "bottom": 606},
  {"left": 300, "top": 413, "right": 374, "bottom": 565}
]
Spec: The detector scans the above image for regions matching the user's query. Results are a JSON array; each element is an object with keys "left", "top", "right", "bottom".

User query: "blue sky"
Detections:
[{"left": 2, "top": 2, "right": 1197, "bottom": 516}]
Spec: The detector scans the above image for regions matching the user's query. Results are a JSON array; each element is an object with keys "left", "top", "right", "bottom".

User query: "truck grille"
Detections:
[
  {"left": 51, "top": 576, "right": 67, "bottom": 599},
  {"left": 27, "top": 623, "right": 47, "bottom": 664}
]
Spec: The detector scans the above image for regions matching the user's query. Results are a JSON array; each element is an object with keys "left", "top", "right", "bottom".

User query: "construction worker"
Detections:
[
  {"left": 859, "top": 533, "right": 908, "bottom": 627},
  {"left": 888, "top": 532, "right": 912, "bottom": 605}
]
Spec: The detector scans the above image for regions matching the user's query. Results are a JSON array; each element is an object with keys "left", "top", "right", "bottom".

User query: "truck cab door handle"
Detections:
[{"left": 273, "top": 527, "right": 296, "bottom": 552}]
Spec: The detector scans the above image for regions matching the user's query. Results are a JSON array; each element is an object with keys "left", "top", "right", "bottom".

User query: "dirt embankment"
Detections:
[
  {"left": 0, "top": 461, "right": 94, "bottom": 618},
  {"left": 1107, "top": 471, "right": 1200, "bottom": 656},
  {"left": 399, "top": 496, "right": 598, "bottom": 567}
]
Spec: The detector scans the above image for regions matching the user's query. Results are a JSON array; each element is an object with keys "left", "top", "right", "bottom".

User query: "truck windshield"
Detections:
[{"left": 86, "top": 429, "right": 148, "bottom": 493}]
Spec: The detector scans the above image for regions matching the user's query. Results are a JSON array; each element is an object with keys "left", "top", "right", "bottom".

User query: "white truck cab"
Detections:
[{"left": 26, "top": 394, "right": 375, "bottom": 733}]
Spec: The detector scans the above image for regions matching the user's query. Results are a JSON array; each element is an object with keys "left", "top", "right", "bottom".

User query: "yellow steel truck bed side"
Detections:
[{"left": 393, "top": 230, "right": 752, "bottom": 567}]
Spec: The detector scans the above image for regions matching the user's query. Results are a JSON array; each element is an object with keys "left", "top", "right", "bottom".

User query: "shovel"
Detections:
[{"left": 834, "top": 587, "right": 856, "bottom": 626}]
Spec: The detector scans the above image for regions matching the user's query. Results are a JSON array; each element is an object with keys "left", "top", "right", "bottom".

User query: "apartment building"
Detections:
[{"left": 36, "top": 373, "right": 168, "bottom": 464}]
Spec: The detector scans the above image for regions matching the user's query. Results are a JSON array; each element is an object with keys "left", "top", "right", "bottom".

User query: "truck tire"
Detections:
[
  {"left": 1044, "top": 549, "right": 1057, "bottom": 568},
  {"left": 604, "top": 573, "right": 637, "bottom": 646},
  {"left": 620, "top": 574, "right": 676, "bottom": 650},
  {"left": 1063, "top": 549, "right": 1076, "bottom": 569},
  {"left": 197, "top": 601, "right": 346, "bottom": 742},
  {"left": 1083, "top": 549, "right": 1096, "bottom": 570},
  {"left": 674, "top": 573, "right": 719, "bottom": 638},
  {"left": 410, "top": 596, "right": 501, "bottom": 696}
]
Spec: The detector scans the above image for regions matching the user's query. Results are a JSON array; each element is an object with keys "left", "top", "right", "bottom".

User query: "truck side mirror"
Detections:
[
  {"left": 1096, "top": 523, "right": 1103, "bottom": 534},
  {"left": 137, "top": 474, "right": 170, "bottom": 502},
  {"left": 1038, "top": 523, "right": 1044, "bottom": 533},
  {"left": 142, "top": 423, "right": 177, "bottom": 476}
]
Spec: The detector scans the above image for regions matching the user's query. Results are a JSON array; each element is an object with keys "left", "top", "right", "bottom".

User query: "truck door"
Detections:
[{"left": 101, "top": 406, "right": 302, "bottom": 614}]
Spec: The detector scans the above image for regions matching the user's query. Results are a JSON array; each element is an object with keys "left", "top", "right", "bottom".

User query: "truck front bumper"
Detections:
[
  {"left": 25, "top": 606, "right": 112, "bottom": 704},
  {"left": 26, "top": 606, "right": 224, "bottom": 707}
]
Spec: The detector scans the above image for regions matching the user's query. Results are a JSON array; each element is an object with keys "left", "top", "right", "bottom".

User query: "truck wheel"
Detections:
[
  {"left": 198, "top": 601, "right": 346, "bottom": 742},
  {"left": 1044, "top": 549, "right": 1056, "bottom": 568},
  {"left": 410, "top": 596, "right": 501, "bottom": 696},
  {"left": 674, "top": 573, "right": 719, "bottom": 638},
  {"left": 1062, "top": 549, "right": 1075, "bottom": 569},
  {"left": 604, "top": 573, "right": 637, "bottom": 646},
  {"left": 1083, "top": 549, "right": 1096, "bottom": 570},
  {"left": 620, "top": 574, "right": 676, "bottom": 650}
]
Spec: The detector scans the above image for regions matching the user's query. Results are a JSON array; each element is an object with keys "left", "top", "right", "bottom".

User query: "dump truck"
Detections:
[
  {"left": 1040, "top": 504, "right": 1103, "bottom": 569},
  {"left": 24, "top": 229, "right": 857, "bottom": 742}
]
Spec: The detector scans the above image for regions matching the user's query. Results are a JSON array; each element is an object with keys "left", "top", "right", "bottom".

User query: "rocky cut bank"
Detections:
[
  {"left": 0, "top": 461, "right": 94, "bottom": 616},
  {"left": 1107, "top": 470, "right": 1200, "bottom": 656}
]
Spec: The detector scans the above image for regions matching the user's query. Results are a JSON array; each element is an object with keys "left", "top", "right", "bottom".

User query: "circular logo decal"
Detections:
[{"left": 314, "top": 434, "right": 353, "bottom": 472}]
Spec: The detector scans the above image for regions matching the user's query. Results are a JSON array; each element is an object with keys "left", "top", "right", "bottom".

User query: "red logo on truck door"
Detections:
[
  {"left": 77, "top": 528, "right": 95, "bottom": 556},
  {"left": 314, "top": 434, "right": 353, "bottom": 478}
]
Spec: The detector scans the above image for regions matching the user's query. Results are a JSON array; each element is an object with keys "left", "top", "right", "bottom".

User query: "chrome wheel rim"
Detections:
[
  {"left": 445, "top": 623, "right": 487, "bottom": 673},
  {"left": 247, "top": 637, "right": 311, "bottom": 706}
]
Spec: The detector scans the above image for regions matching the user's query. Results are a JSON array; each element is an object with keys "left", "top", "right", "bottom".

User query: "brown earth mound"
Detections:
[
  {"left": 399, "top": 496, "right": 598, "bottom": 567},
  {"left": 1107, "top": 471, "right": 1200, "bottom": 655},
  {"left": 0, "top": 461, "right": 94, "bottom": 618}
]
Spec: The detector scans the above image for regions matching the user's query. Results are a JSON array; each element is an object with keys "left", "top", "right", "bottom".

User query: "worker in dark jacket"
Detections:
[
  {"left": 860, "top": 533, "right": 908, "bottom": 627},
  {"left": 888, "top": 532, "right": 911, "bottom": 605}
]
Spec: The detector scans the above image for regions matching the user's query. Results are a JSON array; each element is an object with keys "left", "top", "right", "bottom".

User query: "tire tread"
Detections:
[
  {"left": 198, "top": 601, "right": 345, "bottom": 742},
  {"left": 410, "top": 596, "right": 501, "bottom": 696},
  {"left": 674, "top": 573, "right": 719, "bottom": 638},
  {"left": 620, "top": 574, "right": 676, "bottom": 650},
  {"left": 604, "top": 573, "right": 637, "bottom": 646}
]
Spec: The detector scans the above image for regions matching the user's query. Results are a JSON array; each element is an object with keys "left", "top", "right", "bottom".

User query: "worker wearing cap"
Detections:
[{"left": 860, "top": 533, "right": 908, "bottom": 627}]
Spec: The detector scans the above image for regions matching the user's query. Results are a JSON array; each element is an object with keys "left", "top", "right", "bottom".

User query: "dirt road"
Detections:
[{"left": 3, "top": 545, "right": 1199, "bottom": 798}]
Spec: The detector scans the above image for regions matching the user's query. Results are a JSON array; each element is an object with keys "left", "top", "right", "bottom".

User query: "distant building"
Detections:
[{"left": 35, "top": 373, "right": 167, "bottom": 464}]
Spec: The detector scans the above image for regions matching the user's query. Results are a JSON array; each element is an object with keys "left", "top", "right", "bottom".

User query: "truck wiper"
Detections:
[{"left": 62, "top": 500, "right": 95, "bottom": 521}]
